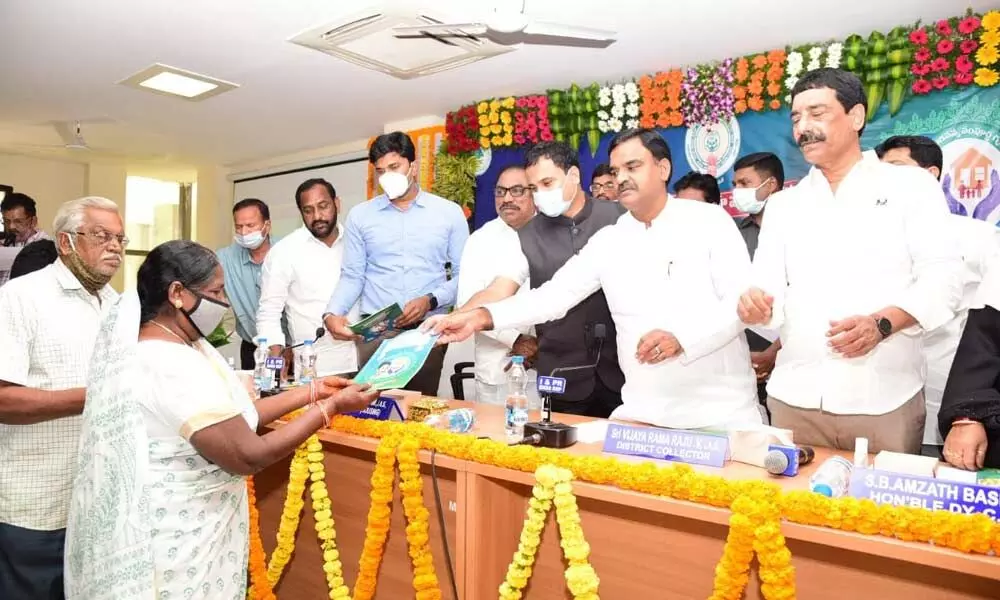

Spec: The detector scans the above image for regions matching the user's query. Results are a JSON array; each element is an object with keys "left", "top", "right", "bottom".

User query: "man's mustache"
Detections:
[
  {"left": 499, "top": 202, "right": 519, "bottom": 211},
  {"left": 619, "top": 182, "right": 637, "bottom": 193},
  {"left": 797, "top": 131, "right": 826, "bottom": 146}
]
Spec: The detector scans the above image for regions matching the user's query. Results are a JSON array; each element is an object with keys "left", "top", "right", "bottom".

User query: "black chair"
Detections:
[{"left": 450, "top": 362, "right": 475, "bottom": 400}]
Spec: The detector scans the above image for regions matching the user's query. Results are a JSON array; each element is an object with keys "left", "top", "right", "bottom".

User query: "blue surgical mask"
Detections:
[{"left": 234, "top": 230, "right": 266, "bottom": 250}]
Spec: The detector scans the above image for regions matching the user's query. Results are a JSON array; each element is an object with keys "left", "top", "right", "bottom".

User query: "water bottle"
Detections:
[
  {"left": 425, "top": 408, "right": 476, "bottom": 433},
  {"left": 253, "top": 337, "right": 274, "bottom": 394},
  {"left": 809, "top": 456, "right": 854, "bottom": 498},
  {"left": 298, "top": 340, "right": 317, "bottom": 384},
  {"left": 505, "top": 356, "right": 529, "bottom": 441}
]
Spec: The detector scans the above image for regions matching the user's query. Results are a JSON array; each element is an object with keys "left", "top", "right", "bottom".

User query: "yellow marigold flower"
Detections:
[
  {"left": 975, "top": 67, "right": 999, "bottom": 86},
  {"left": 476, "top": 101, "right": 488, "bottom": 112},
  {"left": 977, "top": 44, "right": 999, "bottom": 66},
  {"left": 983, "top": 10, "right": 1000, "bottom": 30}
]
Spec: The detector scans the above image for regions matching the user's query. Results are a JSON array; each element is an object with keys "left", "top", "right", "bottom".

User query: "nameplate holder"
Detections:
[
  {"left": 347, "top": 397, "right": 405, "bottom": 422},
  {"left": 264, "top": 357, "right": 285, "bottom": 370},
  {"left": 537, "top": 376, "right": 567, "bottom": 395},
  {"left": 848, "top": 468, "right": 1000, "bottom": 521},
  {"left": 602, "top": 423, "right": 729, "bottom": 468}
]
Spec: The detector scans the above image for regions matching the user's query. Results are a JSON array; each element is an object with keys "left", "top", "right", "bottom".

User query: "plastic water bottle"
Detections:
[
  {"left": 253, "top": 337, "right": 274, "bottom": 394},
  {"left": 298, "top": 340, "right": 317, "bottom": 384},
  {"left": 809, "top": 456, "right": 854, "bottom": 497},
  {"left": 505, "top": 356, "right": 529, "bottom": 441},
  {"left": 425, "top": 408, "right": 476, "bottom": 433}
]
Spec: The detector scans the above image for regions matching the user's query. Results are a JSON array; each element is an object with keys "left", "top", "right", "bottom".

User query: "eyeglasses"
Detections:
[
  {"left": 495, "top": 185, "right": 529, "bottom": 198},
  {"left": 74, "top": 230, "right": 129, "bottom": 248},
  {"left": 590, "top": 182, "right": 617, "bottom": 194}
]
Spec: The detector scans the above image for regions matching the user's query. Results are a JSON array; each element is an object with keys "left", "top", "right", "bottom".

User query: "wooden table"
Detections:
[{"left": 255, "top": 401, "right": 1000, "bottom": 599}]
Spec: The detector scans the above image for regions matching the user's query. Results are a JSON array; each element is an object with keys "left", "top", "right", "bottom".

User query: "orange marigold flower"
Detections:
[
  {"left": 766, "top": 82, "right": 782, "bottom": 97},
  {"left": 748, "top": 96, "right": 765, "bottom": 111},
  {"left": 669, "top": 111, "right": 684, "bottom": 127},
  {"left": 769, "top": 99, "right": 782, "bottom": 110},
  {"left": 748, "top": 81, "right": 764, "bottom": 96},
  {"left": 733, "top": 85, "right": 748, "bottom": 100},
  {"left": 735, "top": 100, "right": 748, "bottom": 114},
  {"left": 767, "top": 49, "right": 786, "bottom": 64},
  {"left": 752, "top": 54, "right": 768, "bottom": 69}
]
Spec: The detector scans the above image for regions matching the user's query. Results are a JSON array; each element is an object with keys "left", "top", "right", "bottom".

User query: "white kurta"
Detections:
[
  {"left": 66, "top": 293, "right": 258, "bottom": 600},
  {"left": 258, "top": 225, "right": 359, "bottom": 376},
  {"left": 751, "top": 152, "right": 963, "bottom": 416},
  {"left": 486, "top": 197, "right": 762, "bottom": 430}
]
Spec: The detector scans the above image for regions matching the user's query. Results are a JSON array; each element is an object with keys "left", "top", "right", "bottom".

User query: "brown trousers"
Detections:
[
  {"left": 357, "top": 330, "right": 447, "bottom": 397},
  {"left": 768, "top": 391, "right": 926, "bottom": 454}
]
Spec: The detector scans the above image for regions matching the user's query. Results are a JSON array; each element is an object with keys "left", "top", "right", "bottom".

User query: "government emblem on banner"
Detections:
[{"left": 684, "top": 116, "right": 742, "bottom": 177}]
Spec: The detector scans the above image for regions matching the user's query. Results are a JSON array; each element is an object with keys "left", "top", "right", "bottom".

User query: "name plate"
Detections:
[
  {"left": 537, "top": 376, "right": 567, "bottom": 395},
  {"left": 849, "top": 468, "right": 1000, "bottom": 521},
  {"left": 347, "top": 397, "right": 405, "bottom": 422},
  {"left": 602, "top": 423, "right": 729, "bottom": 467},
  {"left": 264, "top": 356, "right": 285, "bottom": 370}
]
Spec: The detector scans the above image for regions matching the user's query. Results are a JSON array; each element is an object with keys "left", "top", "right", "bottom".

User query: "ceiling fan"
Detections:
[
  {"left": 393, "top": 0, "right": 616, "bottom": 45},
  {"left": 10, "top": 120, "right": 167, "bottom": 161}
]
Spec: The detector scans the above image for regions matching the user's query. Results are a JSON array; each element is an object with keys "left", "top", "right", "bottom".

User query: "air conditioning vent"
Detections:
[{"left": 289, "top": 6, "right": 512, "bottom": 80}]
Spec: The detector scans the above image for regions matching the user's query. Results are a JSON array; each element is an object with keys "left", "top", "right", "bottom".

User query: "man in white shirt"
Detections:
[
  {"left": 738, "top": 69, "right": 963, "bottom": 454},
  {"left": 457, "top": 165, "right": 538, "bottom": 405},
  {"left": 875, "top": 135, "right": 1000, "bottom": 457},
  {"left": 427, "top": 129, "right": 762, "bottom": 430},
  {"left": 0, "top": 196, "right": 123, "bottom": 599},
  {"left": 258, "top": 178, "right": 358, "bottom": 377}
]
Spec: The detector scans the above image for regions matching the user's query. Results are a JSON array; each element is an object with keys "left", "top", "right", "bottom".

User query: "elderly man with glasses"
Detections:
[
  {"left": 0, "top": 196, "right": 124, "bottom": 599},
  {"left": 456, "top": 164, "right": 539, "bottom": 404}
]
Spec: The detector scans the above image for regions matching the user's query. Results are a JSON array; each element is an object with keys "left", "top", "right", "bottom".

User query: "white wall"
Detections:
[{"left": 0, "top": 153, "right": 87, "bottom": 231}]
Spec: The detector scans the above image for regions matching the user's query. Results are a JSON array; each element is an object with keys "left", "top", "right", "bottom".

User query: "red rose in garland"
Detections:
[
  {"left": 444, "top": 105, "right": 479, "bottom": 154},
  {"left": 909, "top": 14, "right": 984, "bottom": 94}
]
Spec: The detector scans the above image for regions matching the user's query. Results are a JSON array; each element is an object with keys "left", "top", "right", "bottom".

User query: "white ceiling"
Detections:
[{"left": 0, "top": 0, "right": 981, "bottom": 167}]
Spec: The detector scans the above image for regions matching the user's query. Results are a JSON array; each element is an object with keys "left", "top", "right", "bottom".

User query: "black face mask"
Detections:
[{"left": 1, "top": 230, "right": 15, "bottom": 247}]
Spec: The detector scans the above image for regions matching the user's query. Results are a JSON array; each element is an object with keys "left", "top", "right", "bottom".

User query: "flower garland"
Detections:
[
  {"left": 975, "top": 10, "right": 1000, "bottom": 86},
  {"left": 266, "top": 441, "right": 310, "bottom": 587},
  {"left": 513, "top": 95, "right": 553, "bottom": 146},
  {"left": 329, "top": 416, "right": 1000, "bottom": 558},
  {"left": 444, "top": 105, "right": 479, "bottom": 154},
  {"left": 733, "top": 50, "right": 786, "bottom": 114},
  {"left": 784, "top": 42, "right": 843, "bottom": 102},
  {"left": 499, "top": 465, "right": 600, "bottom": 600},
  {"left": 709, "top": 495, "right": 757, "bottom": 600},
  {"left": 352, "top": 433, "right": 401, "bottom": 600},
  {"left": 476, "top": 97, "right": 516, "bottom": 150},
  {"left": 597, "top": 81, "right": 640, "bottom": 133},
  {"left": 304, "top": 435, "right": 350, "bottom": 599},
  {"left": 911, "top": 14, "right": 983, "bottom": 94},
  {"left": 637, "top": 70, "right": 684, "bottom": 129},
  {"left": 246, "top": 476, "right": 276, "bottom": 600},
  {"left": 681, "top": 58, "right": 736, "bottom": 126},
  {"left": 396, "top": 435, "right": 442, "bottom": 600}
]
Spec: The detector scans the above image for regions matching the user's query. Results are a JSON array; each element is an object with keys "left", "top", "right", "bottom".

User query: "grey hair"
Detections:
[{"left": 52, "top": 196, "right": 120, "bottom": 235}]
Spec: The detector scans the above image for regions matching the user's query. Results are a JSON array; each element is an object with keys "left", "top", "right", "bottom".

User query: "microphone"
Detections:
[
  {"left": 520, "top": 323, "right": 608, "bottom": 449},
  {"left": 765, "top": 445, "right": 816, "bottom": 476},
  {"left": 288, "top": 327, "right": 326, "bottom": 350}
]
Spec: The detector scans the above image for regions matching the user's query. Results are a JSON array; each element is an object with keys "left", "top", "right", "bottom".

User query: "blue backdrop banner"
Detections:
[{"left": 472, "top": 86, "right": 1000, "bottom": 230}]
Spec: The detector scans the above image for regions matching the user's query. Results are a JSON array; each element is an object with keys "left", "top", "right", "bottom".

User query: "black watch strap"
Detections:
[
  {"left": 874, "top": 316, "right": 892, "bottom": 339},
  {"left": 426, "top": 293, "right": 439, "bottom": 310}
]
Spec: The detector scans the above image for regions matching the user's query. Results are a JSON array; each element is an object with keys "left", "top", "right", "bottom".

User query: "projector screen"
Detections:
[{"left": 231, "top": 152, "right": 369, "bottom": 238}]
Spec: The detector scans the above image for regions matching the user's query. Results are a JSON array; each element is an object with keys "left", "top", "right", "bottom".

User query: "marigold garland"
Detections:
[
  {"left": 352, "top": 433, "right": 401, "bottom": 600},
  {"left": 304, "top": 435, "right": 350, "bottom": 599},
  {"left": 733, "top": 50, "right": 786, "bottom": 114},
  {"left": 397, "top": 436, "right": 443, "bottom": 600},
  {"left": 246, "top": 476, "right": 276, "bottom": 600},
  {"left": 476, "top": 97, "right": 516, "bottom": 149},
  {"left": 499, "top": 465, "right": 600, "bottom": 600},
  {"left": 637, "top": 70, "right": 684, "bottom": 129},
  {"left": 266, "top": 441, "right": 310, "bottom": 587},
  {"left": 975, "top": 10, "right": 1000, "bottom": 87}
]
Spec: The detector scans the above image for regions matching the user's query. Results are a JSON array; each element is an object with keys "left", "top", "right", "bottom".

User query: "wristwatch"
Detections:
[
  {"left": 874, "top": 316, "right": 893, "bottom": 339},
  {"left": 425, "top": 293, "right": 439, "bottom": 310}
]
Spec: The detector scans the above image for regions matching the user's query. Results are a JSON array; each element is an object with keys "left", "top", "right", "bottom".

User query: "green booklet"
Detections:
[
  {"left": 349, "top": 303, "right": 402, "bottom": 342},
  {"left": 354, "top": 330, "right": 439, "bottom": 390}
]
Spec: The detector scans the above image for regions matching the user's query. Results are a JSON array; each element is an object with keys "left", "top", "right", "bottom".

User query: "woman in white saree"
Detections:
[{"left": 64, "top": 240, "right": 377, "bottom": 600}]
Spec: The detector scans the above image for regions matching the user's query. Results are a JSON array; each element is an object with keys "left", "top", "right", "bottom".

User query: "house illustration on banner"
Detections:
[{"left": 950, "top": 148, "right": 992, "bottom": 200}]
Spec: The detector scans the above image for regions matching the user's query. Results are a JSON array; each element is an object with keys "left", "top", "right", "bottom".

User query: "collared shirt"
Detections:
[
  {"left": 752, "top": 151, "right": 963, "bottom": 415},
  {"left": 498, "top": 197, "right": 626, "bottom": 402},
  {"left": 488, "top": 198, "right": 762, "bottom": 430},
  {"left": 259, "top": 225, "right": 358, "bottom": 376},
  {"left": 216, "top": 238, "right": 281, "bottom": 344},
  {"left": 922, "top": 215, "right": 1000, "bottom": 444},
  {"left": 0, "top": 259, "right": 117, "bottom": 530},
  {"left": 0, "top": 229, "right": 52, "bottom": 287},
  {"left": 736, "top": 216, "right": 761, "bottom": 259},
  {"left": 326, "top": 190, "right": 469, "bottom": 317},
  {"left": 457, "top": 218, "right": 534, "bottom": 386}
]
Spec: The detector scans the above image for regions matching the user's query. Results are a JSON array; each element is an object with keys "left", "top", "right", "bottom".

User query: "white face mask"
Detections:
[
  {"left": 233, "top": 229, "right": 266, "bottom": 250},
  {"left": 378, "top": 171, "right": 411, "bottom": 200},
  {"left": 533, "top": 171, "right": 578, "bottom": 218},
  {"left": 182, "top": 292, "right": 230, "bottom": 338},
  {"left": 731, "top": 179, "right": 772, "bottom": 215}
]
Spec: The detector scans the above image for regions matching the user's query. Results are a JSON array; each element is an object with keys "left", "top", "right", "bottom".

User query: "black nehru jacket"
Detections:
[{"left": 516, "top": 196, "right": 626, "bottom": 403}]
